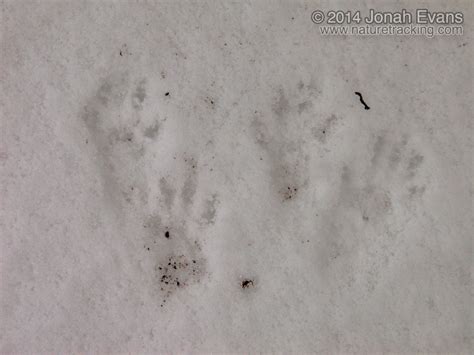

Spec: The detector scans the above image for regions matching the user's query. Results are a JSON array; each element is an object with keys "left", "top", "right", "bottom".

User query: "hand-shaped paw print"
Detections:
[{"left": 80, "top": 72, "right": 217, "bottom": 309}]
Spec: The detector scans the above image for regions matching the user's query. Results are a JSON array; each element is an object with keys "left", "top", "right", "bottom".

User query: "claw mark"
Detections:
[{"left": 355, "top": 92, "right": 370, "bottom": 110}]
